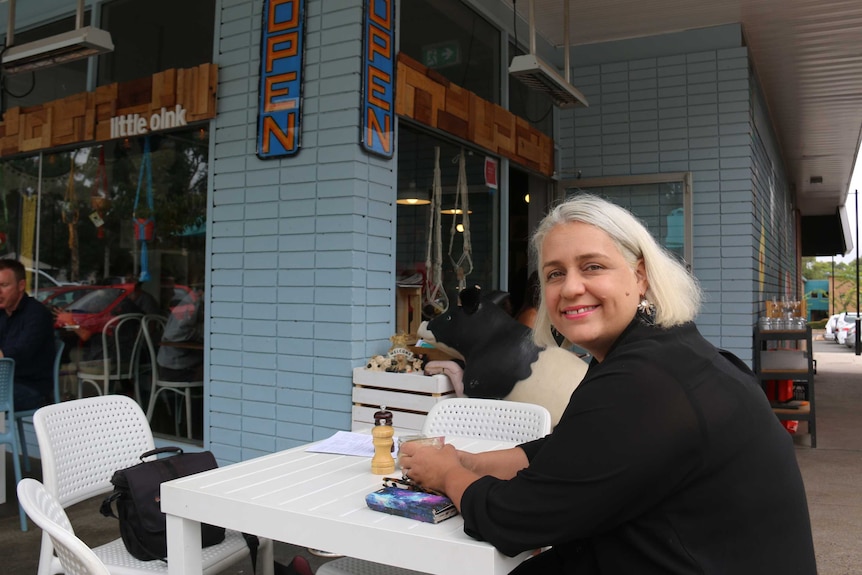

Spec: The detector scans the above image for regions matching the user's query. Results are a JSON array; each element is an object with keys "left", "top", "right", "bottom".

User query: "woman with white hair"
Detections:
[{"left": 400, "top": 194, "right": 816, "bottom": 574}]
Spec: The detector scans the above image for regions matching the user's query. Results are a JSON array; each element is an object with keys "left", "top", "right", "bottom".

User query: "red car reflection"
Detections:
[
  {"left": 35, "top": 285, "right": 95, "bottom": 310},
  {"left": 54, "top": 283, "right": 194, "bottom": 341},
  {"left": 54, "top": 284, "right": 139, "bottom": 341}
]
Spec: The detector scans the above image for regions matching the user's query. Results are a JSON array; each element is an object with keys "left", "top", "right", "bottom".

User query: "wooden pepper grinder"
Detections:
[{"left": 371, "top": 405, "right": 395, "bottom": 475}]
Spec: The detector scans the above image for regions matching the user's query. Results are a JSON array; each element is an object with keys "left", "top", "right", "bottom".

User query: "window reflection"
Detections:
[
  {"left": 397, "top": 125, "right": 499, "bottom": 320},
  {"left": 400, "top": 0, "right": 500, "bottom": 104},
  {"left": 0, "top": 126, "right": 209, "bottom": 442},
  {"left": 66, "top": 287, "right": 127, "bottom": 313},
  {"left": 98, "top": 0, "right": 215, "bottom": 85},
  {"left": 566, "top": 181, "right": 689, "bottom": 266}
]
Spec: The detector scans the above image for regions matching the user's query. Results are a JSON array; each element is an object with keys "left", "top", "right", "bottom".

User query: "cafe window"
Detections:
[
  {"left": 400, "top": 0, "right": 501, "bottom": 104},
  {"left": 98, "top": 0, "right": 215, "bottom": 85},
  {"left": 563, "top": 173, "right": 694, "bottom": 269},
  {"left": 396, "top": 124, "right": 500, "bottom": 322},
  {"left": 0, "top": 125, "right": 209, "bottom": 442}
]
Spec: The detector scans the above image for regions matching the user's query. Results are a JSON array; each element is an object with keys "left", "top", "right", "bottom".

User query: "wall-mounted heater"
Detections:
[
  {"left": 2, "top": 0, "right": 114, "bottom": 75},
  {"left": 509, "top": 0, "right": 588, "bottom": 109}
]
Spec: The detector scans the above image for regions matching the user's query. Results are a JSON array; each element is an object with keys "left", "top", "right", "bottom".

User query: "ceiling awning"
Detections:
[{"left": 801, "top": 207, "right": 854, "bottom": 257}]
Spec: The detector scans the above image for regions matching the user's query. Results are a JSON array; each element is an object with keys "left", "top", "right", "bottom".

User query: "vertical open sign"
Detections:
[
  {"left": 257, "top": 0, "right": 305, "bottom": 159},
  {"left": 361, "top": 0, "right": 395, "bottom": 158}
]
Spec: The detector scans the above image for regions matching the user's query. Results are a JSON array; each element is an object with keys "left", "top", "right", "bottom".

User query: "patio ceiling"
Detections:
[{"left": 507, "top": 0, "right": 862, "bottom": 218}]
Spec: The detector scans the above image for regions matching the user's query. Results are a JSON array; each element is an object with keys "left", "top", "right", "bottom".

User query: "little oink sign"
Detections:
[{"left": 110, "top": 105, "right": 188, "bottom": 139}]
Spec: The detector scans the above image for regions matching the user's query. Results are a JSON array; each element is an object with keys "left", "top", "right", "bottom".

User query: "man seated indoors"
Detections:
[
  {"left": 128, "top": 281, "right": 162, "bottom": 316},
  {"left": 0, "top": 259, "right": 56, "bottom": 410}
]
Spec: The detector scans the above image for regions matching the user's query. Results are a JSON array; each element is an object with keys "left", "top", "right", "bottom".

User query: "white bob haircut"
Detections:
[{"left": 531, "top": 193, "right": 702, "bottom": 349}]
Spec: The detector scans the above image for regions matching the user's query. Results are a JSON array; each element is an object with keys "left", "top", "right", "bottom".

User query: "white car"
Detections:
[
  {"left": 824, "top": 314, "right": 840, "bottom": 341},
  {"left": 26, "top": 267, "right": 62, "bottom": 287},
  {"left": 845, "top": 322, "right": 858, "bottom": 349},
  {"left": 835, "top": 312, "right": 861, "bottom": 345},
  {"left": 25, "top": 267, "right": 81, "bottom": 289}
]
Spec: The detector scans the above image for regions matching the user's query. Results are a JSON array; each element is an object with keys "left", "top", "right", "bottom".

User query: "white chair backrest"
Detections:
[
  {"left": 33, "top": 395, "right": 155, "bottom": 507},
  {"left": 52, "top": 339, "right": 65, "bottom": 404},
  {"left": 102, "top": 313, "right": 144, "bottom": 379},
  {"left": 140, "top": 314, "right": 167, "bottom": 378},
  {"left": 421, "top": 398, "right": 552, "bottom": 442},
  {"left": 17, "top": 478, "right": 112, "bottom": 575}
]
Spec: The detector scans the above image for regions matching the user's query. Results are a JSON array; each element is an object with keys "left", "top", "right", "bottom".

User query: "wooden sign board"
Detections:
[
  {"left": 395, "top": 53, "right": 554, "bottom": 177},
  {"left": 0, "top": 63, "right": 217, "bottom": 157}
]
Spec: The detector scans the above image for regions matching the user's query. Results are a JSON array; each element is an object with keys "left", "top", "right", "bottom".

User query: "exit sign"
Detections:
[{"left": 421, "top": 42, "right": 460, "bottom": 68}]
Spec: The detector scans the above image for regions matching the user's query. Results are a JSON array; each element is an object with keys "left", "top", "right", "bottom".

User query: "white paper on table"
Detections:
[{"left": 306, "top": 430, "right": 398, "bottom": 457}]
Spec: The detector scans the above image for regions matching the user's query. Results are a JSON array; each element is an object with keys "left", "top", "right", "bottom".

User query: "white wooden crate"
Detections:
[{"left": 351, "top": 367, "right": 455, "bottom": 433}]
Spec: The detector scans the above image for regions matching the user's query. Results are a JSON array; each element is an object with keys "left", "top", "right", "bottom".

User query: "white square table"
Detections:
[{"left": 162, "top": 436, "right": 531, "bottom": 575}]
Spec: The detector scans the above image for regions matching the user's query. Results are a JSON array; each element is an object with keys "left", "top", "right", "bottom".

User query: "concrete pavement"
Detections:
[{"left": 795, "top": 334, "right": 862, "bottom": 574}]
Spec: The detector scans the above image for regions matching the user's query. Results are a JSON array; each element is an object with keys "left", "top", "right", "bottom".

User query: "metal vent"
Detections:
[
  {"left": 509, "top": 53, "right": 588, "bottom": 109},
  {"left": 2, "top": 26, "right": 114, "bottom": 74},
  {"left": 509, "top": 0, "right": 587, "bottom": 109},
  {"left": 2, "top": 0, "right": 114, "bottom": 75}
]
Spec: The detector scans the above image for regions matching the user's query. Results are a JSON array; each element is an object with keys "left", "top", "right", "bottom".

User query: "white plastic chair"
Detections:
[
  {"left": 17, "top": 478, "right": 112, "bottom": 575},
  {"left": 139, "top": 314, "right": 203, "bottom": 439},
  {"left": 33, "top": 394, "right": 273, "bottom": 575},
  {"left": 421, "top": 397, "right": 552, "bottom": 442},
  {"left": 318, "top": 398, "right": 552, "bottom": 575},
  {"left": 77, "top": 313, "right": 144, "bottom": 398}
]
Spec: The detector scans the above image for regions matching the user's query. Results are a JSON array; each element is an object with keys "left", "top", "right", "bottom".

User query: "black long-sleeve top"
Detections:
[
  {"left": 460, "top": 320, "right": 816, "bottom": 574},
  {"left": 0, "top": 293, "right": 55, "bottom": 399}
]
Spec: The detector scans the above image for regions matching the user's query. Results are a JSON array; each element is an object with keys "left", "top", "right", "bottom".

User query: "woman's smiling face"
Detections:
[{"left": 541, "top": 221, "right": 648, "bottom": 362}]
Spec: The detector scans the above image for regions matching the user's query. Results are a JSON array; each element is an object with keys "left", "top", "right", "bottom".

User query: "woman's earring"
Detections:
[{"left": 637, "top": 297, "right": 656, "bottom": 325}]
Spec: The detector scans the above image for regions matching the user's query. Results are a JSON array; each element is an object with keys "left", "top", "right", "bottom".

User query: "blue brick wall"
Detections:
[
  {"left": 557, "top": 25, "right": 794, "bottom": 365},
  {"left": 210, "top": 0, "right": 395, "bottom": 463}
]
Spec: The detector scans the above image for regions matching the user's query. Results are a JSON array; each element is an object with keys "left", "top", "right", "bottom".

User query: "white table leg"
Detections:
[
  {"left": 166, "top": 513, "right": 203, "bottom": 575},
  {"left": 261, "top": 539, "right": 275, "bottom": 575}
]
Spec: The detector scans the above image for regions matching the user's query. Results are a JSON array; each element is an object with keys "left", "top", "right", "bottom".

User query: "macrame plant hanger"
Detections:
[
  {"left": 423, "top": 146, "right": 449, "bottom": 316},
  {"left": 61, "top": 156, "right": 80, "bottom": 282},
  {"left": 91, "top": 146, "right": 109, "bottom": 239},
  {"left": 21, "top": 190, "right": 37, "bottom": 284},
  {"left": 133, "top": 136, "right": 155, "bottom": 282},
  {"left": 448, "top": 149, "right": 473, "bottom": 292}
]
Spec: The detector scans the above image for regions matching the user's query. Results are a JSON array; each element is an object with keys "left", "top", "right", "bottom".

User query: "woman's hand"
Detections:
[
  {"left": 399, "top": 443, "right": 485, "bottom": 509},
  {"left": 458, "top": 449, "right": 480, "bottom": 473},
  {"left": 399, "top": 443, "right": 464, "bottom": 493},
  {"left": 399, "top": 443, "right": 531, "bottom": 509}
]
